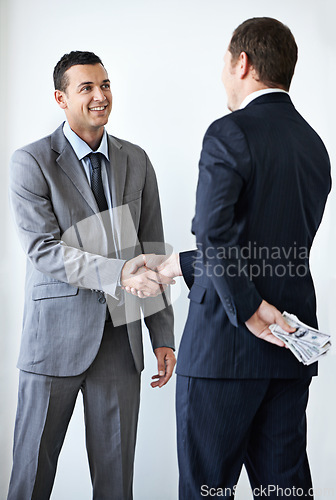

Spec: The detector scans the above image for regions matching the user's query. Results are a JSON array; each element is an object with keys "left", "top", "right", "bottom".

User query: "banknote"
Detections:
[{"left": 269, "top": 312, "right": 331, "bottom": 365}]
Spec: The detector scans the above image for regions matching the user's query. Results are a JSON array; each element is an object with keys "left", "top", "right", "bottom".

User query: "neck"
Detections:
[
  {"left": 238, "top": 82, "right": 270, "bottom": 107},
  {"left": 237, "top": 77, "right": 288, "bottom": 109},
  {"left": 68, "top": 124, "right": 104, "bottom": 150}
]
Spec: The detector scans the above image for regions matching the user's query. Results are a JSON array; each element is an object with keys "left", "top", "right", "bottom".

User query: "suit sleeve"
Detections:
[
  {"left": 180, "top": 250, "right": 197, "bottom": 289},
  {"left": 137, "top": 153, "right": 175, "bottom": 351},
  {"left": 9, "top": 148, "right": 125, "bottom": 298},
  {"left": 192, "top": 118, "right": 262, "bottom": 325}
]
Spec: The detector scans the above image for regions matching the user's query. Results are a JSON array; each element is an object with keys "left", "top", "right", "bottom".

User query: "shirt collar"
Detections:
[
  {"left": 239, "top": 88, "right": 288, "bottom": 110},
  {"left": 63, "top": 121, "right": 109, "bottom": 161}
]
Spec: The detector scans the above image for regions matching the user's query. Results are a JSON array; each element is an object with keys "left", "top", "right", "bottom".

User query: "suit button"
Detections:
[{"left": 98, "top": 293, "right": 106, "bottom": 304}]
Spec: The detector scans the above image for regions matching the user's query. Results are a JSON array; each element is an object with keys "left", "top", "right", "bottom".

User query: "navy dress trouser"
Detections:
[{"left": 176, "top": 375, "right": 313, "bottom": 499}]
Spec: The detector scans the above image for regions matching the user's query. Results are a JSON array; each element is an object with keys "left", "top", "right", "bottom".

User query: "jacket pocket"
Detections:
[
  {"left": 187, "top": 284, "right": 206, "bottom": 304},
  {"left": 123, "top": 189, "right": 142, "bottom": 204},
  {"left": 32, "top": 282, "right": 79, "bottom": 300}
]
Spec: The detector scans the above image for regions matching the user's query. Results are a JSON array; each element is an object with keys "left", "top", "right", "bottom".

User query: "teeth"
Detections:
[{"left": 90, "top": 106, "right": 105, "bottom": 111}]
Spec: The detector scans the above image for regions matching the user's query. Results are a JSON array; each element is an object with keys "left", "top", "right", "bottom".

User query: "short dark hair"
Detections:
[
  {"left": 229, "top": 17, "right": 298, "bottom": 91},
  {"left": 53, "top": 51, "right": 104, "bottom": 92}
]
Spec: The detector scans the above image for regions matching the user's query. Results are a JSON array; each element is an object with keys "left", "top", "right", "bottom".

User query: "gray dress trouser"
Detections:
[{"left": 7, "top": 321, "right": 141, "bottom": 500}]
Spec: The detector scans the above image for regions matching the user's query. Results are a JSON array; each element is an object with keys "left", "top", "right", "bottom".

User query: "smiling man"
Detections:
[{"left": 7, "top": 51, "right": 175, "bottom": 500}]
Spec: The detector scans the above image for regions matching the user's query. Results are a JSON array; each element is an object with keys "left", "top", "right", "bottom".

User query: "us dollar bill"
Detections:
[{"left": 269, "top": 312, "right": 331, "bottom": 365}]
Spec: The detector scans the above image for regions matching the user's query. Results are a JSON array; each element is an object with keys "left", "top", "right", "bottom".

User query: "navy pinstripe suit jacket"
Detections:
[{"left": 177, "top": 93, "right": 331, "bottom": 379}]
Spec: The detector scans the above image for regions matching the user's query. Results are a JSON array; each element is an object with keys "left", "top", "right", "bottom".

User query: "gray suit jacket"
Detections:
[{"left": 9, "top": 124, "right": 174, "bottom": 377}]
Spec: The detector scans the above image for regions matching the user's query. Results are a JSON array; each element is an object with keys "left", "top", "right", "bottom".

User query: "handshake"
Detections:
[{"left": 120, "top": 253, "right": 182, "bottom": 298}]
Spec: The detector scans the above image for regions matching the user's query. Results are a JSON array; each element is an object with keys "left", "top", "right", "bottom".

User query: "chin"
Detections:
[{"left": 94, "top": 116, "right": 109, "bottom": 126}]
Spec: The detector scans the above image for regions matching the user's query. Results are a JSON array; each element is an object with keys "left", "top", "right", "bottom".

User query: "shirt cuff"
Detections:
[{"left": 103, "top": 259, "right": 126, "bottom": 299}]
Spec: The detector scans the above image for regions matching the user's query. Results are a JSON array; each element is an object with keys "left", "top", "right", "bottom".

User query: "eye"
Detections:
[
  {"left": 102, "top": 83, "right": 110, "bottom": 90},
  {"left": 81, "top": 86, "right": 92, "bottom": 92}
]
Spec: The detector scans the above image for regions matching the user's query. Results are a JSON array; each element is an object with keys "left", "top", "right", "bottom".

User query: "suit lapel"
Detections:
[
  {"left": 51, "top": 125, "right": 99, "bottom": 213},
  {"left": 107, "top": 136, "right": 128, "bottom": 257},
  {"left": 108, "top": 135, "right": 127, "bottom": 207},
  {"left": 51, "top": 126, "right": 128, "bottom": 210}
]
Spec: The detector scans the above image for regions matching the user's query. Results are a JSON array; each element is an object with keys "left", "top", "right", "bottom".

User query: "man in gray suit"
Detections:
[{"left": 7, "top": 51, "right": 175, "bottom": 500}]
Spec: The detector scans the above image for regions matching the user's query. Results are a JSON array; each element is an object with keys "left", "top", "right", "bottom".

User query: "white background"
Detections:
[{"left": 1, "top": 0, "right": 335, "bottom": 499}]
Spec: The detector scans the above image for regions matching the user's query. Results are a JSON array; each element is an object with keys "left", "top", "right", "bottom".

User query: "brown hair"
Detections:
[
  {"left": 53, "top": 51, "right": 104, "bottom": 93},
  {"left": 229, "top": 17, "right": 298, "bottom": 91}
]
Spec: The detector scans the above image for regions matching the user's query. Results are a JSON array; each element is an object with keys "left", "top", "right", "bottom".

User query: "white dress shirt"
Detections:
[{"left": 239, "top": 88, "right": 288, "bottom": 109}]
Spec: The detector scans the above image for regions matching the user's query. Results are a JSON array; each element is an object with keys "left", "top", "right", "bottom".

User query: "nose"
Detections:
[{"left": 93, "top": 86, "right": 106, "bottom": 101}]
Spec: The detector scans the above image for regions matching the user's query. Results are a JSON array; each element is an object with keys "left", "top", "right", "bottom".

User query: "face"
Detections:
[
  {"left": 55, "top": 63, "right": 112, "bottom": 139},
  {"left": 221, "top": 50, "right": 240, "bottom": 112}
]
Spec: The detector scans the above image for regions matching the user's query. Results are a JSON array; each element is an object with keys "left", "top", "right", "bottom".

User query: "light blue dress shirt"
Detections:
[
  {"left": 63, "top": 121, "right": 113, "bottom": 211},
  {"left": 62, "top": 121, "right": 122, "bottom": 272}
]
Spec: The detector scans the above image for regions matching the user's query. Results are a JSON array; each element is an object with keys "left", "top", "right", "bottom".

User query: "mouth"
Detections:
[{"left": 89, "top": 104, "right": 109, "bottom": 112}]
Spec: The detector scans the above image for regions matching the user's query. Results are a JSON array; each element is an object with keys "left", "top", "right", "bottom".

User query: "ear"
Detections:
[
  {"left": 54, "top": 90, "right": 68, "bottom": 110},
  {"left": 238, "top": 52, "right": 250, "bottom": 79}
]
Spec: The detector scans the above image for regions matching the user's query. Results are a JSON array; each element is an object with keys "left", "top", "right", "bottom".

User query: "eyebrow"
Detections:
[{"left": 77, "top": 79, "right": 110, "bottom": 89}]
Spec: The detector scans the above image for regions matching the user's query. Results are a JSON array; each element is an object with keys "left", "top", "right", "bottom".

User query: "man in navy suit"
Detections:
[{"left": 126, "top": 17, "right": 331, "bottom": 499}]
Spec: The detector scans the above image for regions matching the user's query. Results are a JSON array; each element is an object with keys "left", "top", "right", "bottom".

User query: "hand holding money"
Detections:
[
  {"left": 245, "top": 300, "right": 296, "bottom": 347},
  {"left": 270, "top": 312, "right": 331, "bottom": 365}
]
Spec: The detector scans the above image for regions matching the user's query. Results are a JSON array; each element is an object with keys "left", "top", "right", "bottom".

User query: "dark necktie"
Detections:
[
  {"left": 88, "top": 153, "right": 112, "bottom": 320},
  {"left": 89, "top": 152, "right": 109, "bottom": 213}
]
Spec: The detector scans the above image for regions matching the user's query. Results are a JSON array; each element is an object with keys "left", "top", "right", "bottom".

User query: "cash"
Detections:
[{"left": 269, "top": 312, "right": 331, "bottom": 365}]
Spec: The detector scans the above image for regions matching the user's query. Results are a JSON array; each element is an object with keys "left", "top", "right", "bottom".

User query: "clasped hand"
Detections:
[
  {"left": 121, "top": 256, "right": 293, "bottom": 348},
  {"left": 120, "top": 253, "right": 181, "bottom": 298}
]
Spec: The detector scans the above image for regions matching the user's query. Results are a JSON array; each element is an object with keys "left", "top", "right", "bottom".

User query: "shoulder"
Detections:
[
  {"left": 108, "top": 134, "right": 147, "bottom": 159},
  {"left": 204, "top": 112, "right": 250, "bottom": 146},
  {"left": 292, "top": 110, "right": 330, "bottom": 155},
  {"left": 107, "top": 134, "right": 155, "bottom": 178},
  {"left": 206, "top": 112, "right": 242, "bottom": 133},
  {"left": 12, "top": 125, "right": 63, "bottom": 161},
  {"left": 202, "top": 112, "right": 251, "bottom": 159}
]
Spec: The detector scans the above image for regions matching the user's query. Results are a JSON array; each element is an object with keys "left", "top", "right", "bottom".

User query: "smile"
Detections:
[{"left": 89, "top": 105, "right": 108, "bottom": 111}]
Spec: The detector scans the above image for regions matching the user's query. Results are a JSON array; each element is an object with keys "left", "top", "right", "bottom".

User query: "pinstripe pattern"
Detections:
[
  {"left": 177, "top": 94, "right": 331, "bottom": 380},
  {"left": 176, "top": 376, "right": 312, "bottom": 499},
  {"left": 177, "top": 93, "right": 330, "bottom": 378},
  {"left": 176, "top": 93, "right": 329, "bottom": 498}
]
